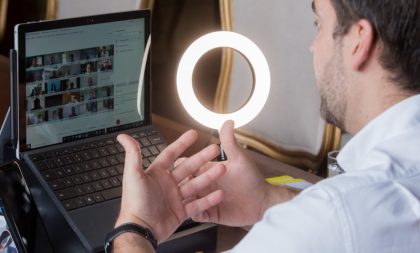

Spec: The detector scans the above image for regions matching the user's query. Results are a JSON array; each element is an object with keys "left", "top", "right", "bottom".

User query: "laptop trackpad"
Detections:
[{"left": 70, "top": 198, "right": 121, "bottom": 252}]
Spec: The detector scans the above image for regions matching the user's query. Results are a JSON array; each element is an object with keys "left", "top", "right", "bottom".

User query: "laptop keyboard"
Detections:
[{"left": 29, "top": 129, "right": 167, "bottom": 211}]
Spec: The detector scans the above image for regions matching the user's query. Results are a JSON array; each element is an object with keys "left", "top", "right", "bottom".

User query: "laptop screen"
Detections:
[{"left": 16, "top": 11, "right": 150, "bottom": 151}]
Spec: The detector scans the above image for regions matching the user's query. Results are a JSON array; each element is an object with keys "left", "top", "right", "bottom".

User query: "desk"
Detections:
[
  {"left": 152, "top": 114, "right": 323, "bottom": 252},
  {"left": 0, "top": 108, "right": 322, "bottom": 252}
]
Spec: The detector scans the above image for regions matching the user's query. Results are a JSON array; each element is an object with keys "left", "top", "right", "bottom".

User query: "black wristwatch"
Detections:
[{"left": 104, "top": 223, "right": 158, "bottom": 253}]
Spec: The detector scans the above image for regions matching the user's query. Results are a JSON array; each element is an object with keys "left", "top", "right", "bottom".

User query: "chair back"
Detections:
[{"left": 214, "top": 0, "right": 341, "bottom": 175}]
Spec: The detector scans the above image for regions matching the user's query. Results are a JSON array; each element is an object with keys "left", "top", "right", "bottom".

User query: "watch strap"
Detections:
[{"left": 104, "top": 223, "right": 157, "bottom": 253}]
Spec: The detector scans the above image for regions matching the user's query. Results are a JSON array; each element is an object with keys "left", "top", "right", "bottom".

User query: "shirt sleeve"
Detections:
[{"left": 230, "top": 186, "right": 347, "bottom": 253}]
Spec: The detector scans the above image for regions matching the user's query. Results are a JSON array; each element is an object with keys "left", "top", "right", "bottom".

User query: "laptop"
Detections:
[{"left": 12, "top": 10, "right": 176, "bottom": 252}]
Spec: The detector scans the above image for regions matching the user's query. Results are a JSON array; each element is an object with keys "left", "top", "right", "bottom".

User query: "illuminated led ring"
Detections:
[{"left": 177, "top": 31, "right": 270, "bottom": 130}]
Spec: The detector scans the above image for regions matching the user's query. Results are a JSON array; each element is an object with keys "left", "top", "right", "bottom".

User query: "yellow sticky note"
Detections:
[{"left": 266, "top": 175, "right": 312, "bottom": 189}]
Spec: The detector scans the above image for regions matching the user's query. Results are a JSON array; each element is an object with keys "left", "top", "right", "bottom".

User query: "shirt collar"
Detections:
[{"left": 337, "top": 94, "right": 420, "bottom": 172}]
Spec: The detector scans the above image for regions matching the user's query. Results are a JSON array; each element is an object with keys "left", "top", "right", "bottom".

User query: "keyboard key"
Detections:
[
  {"left": 149, "top": 146, "right": 159, "bottom": 156},
  {"left": 55, "top": 169, "right": 66, "bottom": 178},
  {"left": 140, "top": 137, "right": 151, "bottom": 147},
  {"left": 148, "top": 156, "right": 156, "bottom": 164},
  {"left": 80, "top": 152, "right": 92, "bottom": 161},
  {"left": 92, "top": 181, "right": 104, "bottom": 191},
  {"left": 30, "top": 154, "right": 45, "bottom": 162},
  {"left": 99, "top": 158, "right": 110, "bottom": 168},
  {"left": 106, "top": 167, "right": 118, "bottom": 176},
  {"left": 88, "top": 143, "right": 98, "bottom": 149},
  {"left": 84, "top": 195, "right": 95, "bottom": 205},
  {"left": 72, "top": 153, "right": 83, "bottom": 163},
  {"left": 73, "top": 165, "right": 84, "bottom": 174},
  {"left": 146, "top": 129, "right": 157, "bottom": 136},
  {"left": 101, "top": 179, "right": 112, "bottom": 189},
  {"left": 56, "top": 188, "right": 77, "bottom": 200},
  {"left": 141, "top": 147, "right": 151, "bottom": 157},
  {"left": 142, "top": 158, "right": 151, "bottom": 168},
  {"left": 105, "top": 139, "right": 115, "bottom": 145},
  {"left": 81, "top": 173, "right": 93, "bottom": 183},
  {"left": 89, "top": 171, "right": 101, "bottom": 181},
  {"left": 91, "top": 160, "right": 102, "bottom": 170},
  {"left": 63, "top": 178, "right": 74, "bottom": 187},
  {"left": 98, "top": 169, "right": 110, "bottom": 179},
  {"left": 74, "top": 186, "right": 86, "bottom": 195},
  {"left": 101, "top": 187, "right": 122, "bottom": 200},
  {"left": 115, "top": 164, "right": 124, "bottom": 174},
  {"left": 64, "top": 167, "right": 75, "bottom": 176},
  {"left": 63, "top": 200, "right": 77, "bottom": 210},
  {"left": 90, "top": 150, "right": 101, "bottom": 159},
  {"left": 73, "top": 176, "right": 83, "bottom": 185},
  {"left": 36, "top": 161, "right": 49, "bottom": 171},
  {"left": 116, "top": 154, "right": 125, "bottom": 163},
  {"left": 115, "top": 143, "right": 124, "bottom": 153},
  {"left": 54, "top": 157, "right": 65, "bottom": 167},
  {"left": 149, "top": 135, "right": 164, "bottom": 145},
  {"left": 50, "top": 180, "right": 66, "bottom": 191},
  {"left": 109, "top": 177, "right": 121, "bottom": 187},
  {"left": 97, "top": 141, "right": 106, "bottom": 147},
  {"left": 93, "top": 193, "right": 104, "bottom": 202},
  {"left": 63, "top": 156, "right": 74, "bottom": 165},
  {"left": 84, "top": 184, "right": 95, "bottom": 193},
  {"left": 98, "top": 147, "right": 109, "bottom": 157},
  {"left": 43, "top": 170, "right": 58, "bottom": 181},
  {"left": 108, "top": 156, "right": 119, "bottom": 166},
  {"left": 54, "top": 150, "right": 63, "bottom": 157},
  {"left": 75, "top": 197, "right": 86, "bottom": 207},
  {"left": 107, "top": 145, "right": 119, "bottom": 155},
  {"left": 82, "top": 163, "right": 93, "bottom": 171},
  {"left": 45, "top": 159, "right": 58, "bottom": 169}
]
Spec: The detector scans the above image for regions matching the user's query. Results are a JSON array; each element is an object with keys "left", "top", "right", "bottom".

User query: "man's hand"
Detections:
[
  {"left": 183, "top": 121, "right": 297, "bottom": 227},
  {"left": 115, "top": 129, "right": 226, "bottom": 244}
]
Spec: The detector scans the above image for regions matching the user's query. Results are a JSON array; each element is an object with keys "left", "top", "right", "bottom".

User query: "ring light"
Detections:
[{"left": 177, "top": 31, "right": 270, "bottom": 130}]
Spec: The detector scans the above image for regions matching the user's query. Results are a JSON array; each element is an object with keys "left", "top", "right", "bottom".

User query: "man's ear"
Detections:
[{"left": 350, "top": 19, "right": 375, "bottom": 70}]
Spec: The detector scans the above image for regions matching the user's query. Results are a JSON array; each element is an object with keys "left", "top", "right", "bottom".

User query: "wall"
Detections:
[{"left": 57, "top": 0, "right": 142, "bottom": 18}]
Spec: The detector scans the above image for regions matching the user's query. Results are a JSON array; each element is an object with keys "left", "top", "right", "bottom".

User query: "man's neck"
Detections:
[{"left": 345, "top": 75, "right": 414, "bottom": 134}]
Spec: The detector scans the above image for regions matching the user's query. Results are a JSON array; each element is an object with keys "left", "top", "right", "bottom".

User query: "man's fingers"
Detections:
[
  {"left": 152, "top": 130, "right": 198, "bottom": 170},
  {"left": 172, "top": 144, "right": 220, "bottom": 182},
  {"left": 179, "top": 164, "right": 226, "bottom": 199},
  {"left": 174, "top": 157, "right": 187, "bottom": 168},
  {"left": 185, "top": 190, "right": 224, "bottom": 219},
  {"left": 219, "top": 120, "right": 242, "bottom": 159},
  {"left": 117, "top": 134, "right": 143, "bottom": 175}
]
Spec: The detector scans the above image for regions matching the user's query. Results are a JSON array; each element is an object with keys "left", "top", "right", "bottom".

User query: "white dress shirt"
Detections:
[{"left": 231, "top": 95, "right": 420, "bottom": 253}]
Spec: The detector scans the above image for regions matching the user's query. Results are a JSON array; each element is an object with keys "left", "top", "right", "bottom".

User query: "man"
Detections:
[{"left": 110, "top": 0, "right": 420, "bottom": 252}]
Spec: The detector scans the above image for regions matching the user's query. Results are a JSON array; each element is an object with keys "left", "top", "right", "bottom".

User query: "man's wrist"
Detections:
[
  {"left": 115, "top": 213, "right": 153, "bottom": 232},
  {"left": 259, "top": 184, "right": 299, "bottom": 219},
  {"left": 112, "top": 229, "right": 156, "bottom": 253}
]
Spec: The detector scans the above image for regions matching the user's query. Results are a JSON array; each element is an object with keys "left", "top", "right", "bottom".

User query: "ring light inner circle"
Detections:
[{"left": 193, "top": 48, "right": 255, "bottom": 113}]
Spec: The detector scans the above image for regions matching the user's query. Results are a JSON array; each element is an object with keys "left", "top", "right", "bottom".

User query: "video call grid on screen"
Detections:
[{"left": 23, "top": 19, "right": 146, "bottom": 149}]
